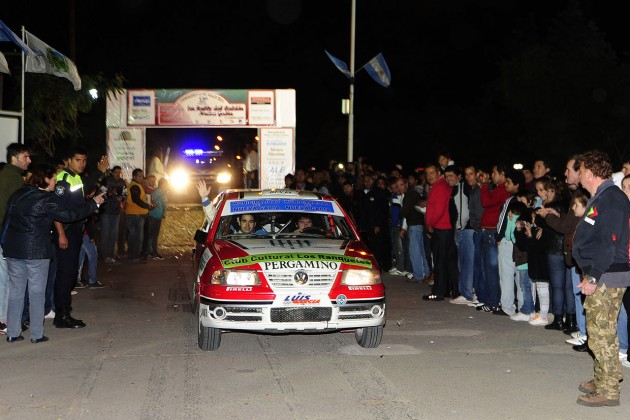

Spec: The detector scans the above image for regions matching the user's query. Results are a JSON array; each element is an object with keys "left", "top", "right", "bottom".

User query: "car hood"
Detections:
[{"left": 212, "top": 238, "right": 376, "bottom": 270}]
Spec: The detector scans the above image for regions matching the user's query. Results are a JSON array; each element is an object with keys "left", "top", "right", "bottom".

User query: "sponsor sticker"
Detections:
[
  {"left": 226, "top": 287, "right": 253, "bottom": 292},
  {"left": 221, "top": 252, "right": 372, "bottom": 269},
  {"left": 198, "top": 248, "right": 212, "bottom": 274},
  {"left": 283, "top": 294, "right": 321, "bottom": 305},
  {"left": 229, "top": 199, "right": 334, "bottom": 213},
  {"left": 336, "top": 294, "right": 348, "bottom": 305},
  {"left": 348, "top": 286, "right": 372, "bottom": 290}
]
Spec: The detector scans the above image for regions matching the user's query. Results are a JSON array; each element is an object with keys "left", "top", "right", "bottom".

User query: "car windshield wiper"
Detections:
[{"left": 223, "top": 233, "right": 270, "bottom": 239}]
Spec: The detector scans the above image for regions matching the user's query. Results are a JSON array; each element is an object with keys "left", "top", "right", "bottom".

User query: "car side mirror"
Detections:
[{"left": 194, "top": 229, "right": 208, "bottom": 244}]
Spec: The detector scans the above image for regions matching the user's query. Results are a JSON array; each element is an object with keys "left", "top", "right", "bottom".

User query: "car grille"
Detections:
[
  {"left": 338, "top": 304, "right": 377, "bottom": 320},
  {"left": 270, "top": 307, "right": 332, "bottom": 322},
  {"left": 265, "top": 272, "right": 336, "bottom": 288}
]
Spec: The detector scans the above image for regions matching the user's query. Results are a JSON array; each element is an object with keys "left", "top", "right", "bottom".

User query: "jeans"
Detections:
[
  {"left": 455, "top": 229, "right": 475, "bottom": 300},
  {"left": 517, "top": 269, "right": 534, "bottom": 315},
  {"left": 45, "top": 254, "right": 57, "bottom": 315},
  {"left": 390, "top": 227, "right": 404, "bottom": 272},
  {"left": 99, "top": 213, "right": 120, "bottom": 259},
  {"left": 480, "top": 229, "right": 500, "bottom": 307},
  {"left": 548, "top": 254, "right": 572, "bottom": 315},
  {"left": 126, "top": 214, "right": 146, "bottom": 260},
  {"left": 78, "top": 235, "right": 98, "bottom": 284},
  {"left": 570, "top": 267, "right": 586, "bottom": 335},
  {"left": 498, "top": 238, "right": 518, "bottom": 315},
  {"left": 145, "top": 216, "right": 163, "bottom": 257},
  {"left": 618, "top": 304, "right": 628, "bottom": 353},
  {"left": 0, "top": 245, "right": 8, "bottom": 322},
  {"left": 6, "top": 258, "right": 50, "bottom": 339},
  {"left": 472, "top": 231, "right": 485, "bottom": 302},
  {"left": 408, "top": 225, "right": 429, "bottom": 280}
]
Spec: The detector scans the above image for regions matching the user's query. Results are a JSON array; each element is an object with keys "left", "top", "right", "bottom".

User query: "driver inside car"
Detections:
[
  {"left": 236, "top": 213, "right": 267, "bottom": 235},
  {"left": 294, "top": 214, "right": 314, "bottom": 233}
]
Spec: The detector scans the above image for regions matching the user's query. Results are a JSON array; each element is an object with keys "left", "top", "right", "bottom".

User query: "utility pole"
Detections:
[{"left": 347, "top": 0, "right": 356, "bottom": 163}]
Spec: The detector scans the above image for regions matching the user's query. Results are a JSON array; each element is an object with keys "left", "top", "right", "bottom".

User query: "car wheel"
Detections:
[
  {"left": 197, "top": 307, "right": 221, "bottom": 351},
  {"left": 355, "top": 325, "right": 383, "bottom": 348}
]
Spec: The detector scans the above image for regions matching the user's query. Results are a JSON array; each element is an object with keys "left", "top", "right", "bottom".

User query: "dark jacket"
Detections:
[
  {"left": 1, "top": 186, "right": 98, "bottom": 259},
  {"left": 572, "top": 179, "right": 630, "bottom": 285},
  {"left": 514, "top": 208, "right": 549, "bottom": 282},
  {"left": 401, "top": 188, "right": 424, "bottom": 227},
  {"left": 544, "top": 209, "right": 580, "bottom": 267},
  {"left": 0, "top": 163, "right": 26, "bottom": 225}
]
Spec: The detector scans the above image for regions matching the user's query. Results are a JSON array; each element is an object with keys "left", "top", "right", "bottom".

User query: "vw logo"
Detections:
[{"left": 293, "top": 270, "right": 309, "bottom": 285}]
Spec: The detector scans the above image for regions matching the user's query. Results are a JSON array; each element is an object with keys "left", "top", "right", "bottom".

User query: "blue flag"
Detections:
[
  {"left": 363, "top": 53, "right": 391, "bottom": 87},
  {"left": 0, "top": 20, "right": 33, "bottom": 55},
  {"left": 325, "top": 50, "right": 352, "bottom": 78}
]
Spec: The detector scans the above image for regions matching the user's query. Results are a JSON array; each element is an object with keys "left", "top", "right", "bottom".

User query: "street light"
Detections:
[{"left": 89, "top": 88, "right": 98, "bottom": 99}]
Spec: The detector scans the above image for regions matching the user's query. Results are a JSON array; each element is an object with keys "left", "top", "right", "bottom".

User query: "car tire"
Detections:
[
  {"left": 197, "top": 307, "right": 221, "bottom": 351},
  {"left": 355, "top": 325, "right": 383, "bottom": 348}
]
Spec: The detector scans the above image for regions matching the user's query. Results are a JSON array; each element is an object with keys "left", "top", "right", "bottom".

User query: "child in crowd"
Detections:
[
  {"left": 515, "top": 185, "right": 550, "bottom": 326},
  {"left": 505, "top": 200, "right": 534, "bottom": 321}
]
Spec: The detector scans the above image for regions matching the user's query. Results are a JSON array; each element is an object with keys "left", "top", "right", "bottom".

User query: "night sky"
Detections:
[{"left": 2, "top": 1, "right": 629, "bottom": 172}]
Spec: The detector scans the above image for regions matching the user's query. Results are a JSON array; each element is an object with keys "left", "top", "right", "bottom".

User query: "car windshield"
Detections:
[{"left": 214, "top": 212, "right": 356, "bottom": 240}]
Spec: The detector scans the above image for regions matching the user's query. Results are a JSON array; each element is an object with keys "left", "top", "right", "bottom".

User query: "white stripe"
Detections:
[{"left": 70, "top": 184, "right": 83, "bottom": 192}]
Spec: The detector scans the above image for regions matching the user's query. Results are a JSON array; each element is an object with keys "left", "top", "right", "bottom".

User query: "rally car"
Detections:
[{"left": 192, "top": 189, "right": 385, "bottom": 351}]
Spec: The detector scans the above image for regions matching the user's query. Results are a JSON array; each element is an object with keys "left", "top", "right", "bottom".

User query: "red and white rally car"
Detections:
[{"left": 192, "top": 189, "right": 385, "bottom": 351}]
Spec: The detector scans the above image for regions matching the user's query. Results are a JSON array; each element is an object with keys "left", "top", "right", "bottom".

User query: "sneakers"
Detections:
[
  {"left": 150, "top": 254, "right": 165, "bottom": 261},
  {"left": 75, "top": 280, "right": 87, "bottom": 289},
  {"left": 509, "top": 312, "right": 532, "bottom": 322},
  {"left": 44, "top": 310, "right": 56, "bottom": 319},
  {"left": 528, "top": 314, "right": 549, "bottom": 326},
  {"left": 467, "top": 300, "right": 482, "bottom": 307},
  {"left": 388, "top": 268, "right": 403, "bottom": 276},
  {"left": 570, "top": 330, "right": 584, "bottom": 339},
  {"left": 88, "top": 281, "right": 106, "bottom": 288},
  {"left": 0, "top": 321, "right": 6, "bottom": 335},
  {"left": 476, "top": 305, "right": 498, "bottom": 312},
  {"left": 566, "top": 332, "right": 587, "bottom": 345},
  {"left": 450, "top": 296, "right": 473, "bottom": 305},
  {"left": 576, "top": 392, "right": 620, "bottom": 407}
]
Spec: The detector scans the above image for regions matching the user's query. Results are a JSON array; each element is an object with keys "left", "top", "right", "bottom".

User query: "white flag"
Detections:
[
  {"left": 0, "top": 51, "right": 9, "bottom": 74},
  {"left": 25, "top": 30, "right": 81, "bottom": 90}
]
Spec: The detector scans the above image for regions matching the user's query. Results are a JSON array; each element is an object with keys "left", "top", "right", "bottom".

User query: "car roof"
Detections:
[{"left": 218, "top": 189, "right": 343, "bottom": 216}]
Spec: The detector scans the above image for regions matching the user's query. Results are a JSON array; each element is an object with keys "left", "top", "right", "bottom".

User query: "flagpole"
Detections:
[
  {"left": 20, "top": 26, "right": 25, "bottom": 144},
  {"left": 347, "top": 0, "right": 356, "bottom": 163}
]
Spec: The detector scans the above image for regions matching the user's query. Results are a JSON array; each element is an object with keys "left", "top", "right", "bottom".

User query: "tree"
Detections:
[
  {"left": 499, "top": 2, "right": 630, "bottom": 165},
  {"left": 23, "top": 72, "right": 124, "bottom": 157}
]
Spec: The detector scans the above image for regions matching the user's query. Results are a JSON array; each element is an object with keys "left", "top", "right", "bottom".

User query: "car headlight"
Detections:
[
  {"left": 216, "top": 171, "right": 232, "bottom": 184},
  {"left": 211, "top": 269, "right": 260, "bottom": 285},
  {"left": 169, "top": 168, "right": 190, "bottom": 191},
  {"left": 341, "top": 269, "right": 381, "bottom": 285}
]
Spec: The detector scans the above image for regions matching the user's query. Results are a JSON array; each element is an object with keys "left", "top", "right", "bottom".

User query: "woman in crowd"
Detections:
[
  {"left": 1, "top": 164, "right": 104, "bottom": 343},
  {"left": 535, "top": 177, "right": 573, "bottom": 332}
]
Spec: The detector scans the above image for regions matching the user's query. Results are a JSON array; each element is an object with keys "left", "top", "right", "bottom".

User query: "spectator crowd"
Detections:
[
  {"left": 0, "top": 144, "right": 169, "bottom": 344},
  {"left": 287, "top": 150, "right": 630, "bottom": 407}
]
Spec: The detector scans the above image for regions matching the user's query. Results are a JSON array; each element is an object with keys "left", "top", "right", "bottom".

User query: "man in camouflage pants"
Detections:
[{"left": 573, "top": 150, "right": 630, "bottom": 407}]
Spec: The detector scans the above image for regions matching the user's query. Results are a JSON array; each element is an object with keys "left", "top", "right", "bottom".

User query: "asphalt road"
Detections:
[{"left": 1, "top": 255, "right": 628, "bottom": 420}]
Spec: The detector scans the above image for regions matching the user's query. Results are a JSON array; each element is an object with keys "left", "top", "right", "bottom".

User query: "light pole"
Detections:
[{"left": 347, "top": 0, "right": 356, "bottom": 163}]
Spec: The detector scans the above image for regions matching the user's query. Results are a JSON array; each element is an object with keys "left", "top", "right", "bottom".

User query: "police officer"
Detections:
[{"left": 53, "top": 147, "right": 108, "bottom": 329}]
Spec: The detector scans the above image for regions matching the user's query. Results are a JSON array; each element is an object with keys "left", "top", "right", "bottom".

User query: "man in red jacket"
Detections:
[
  {"left": 423, "top": 164, "right": 459, "bottom": 301},
  {"left": 476, "top": 163, "right": 512, "bottom": 312}
]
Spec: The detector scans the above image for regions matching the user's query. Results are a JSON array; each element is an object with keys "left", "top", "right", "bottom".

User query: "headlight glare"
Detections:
[
  {"left": 211, "top": 269, "right": 260, "bottom": 285},
  {"left": 341, "top": 269, "right": 381, "bottom": 285},
  {"left": 217, "top": 172, "right": 232, "bottom": 184}
]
